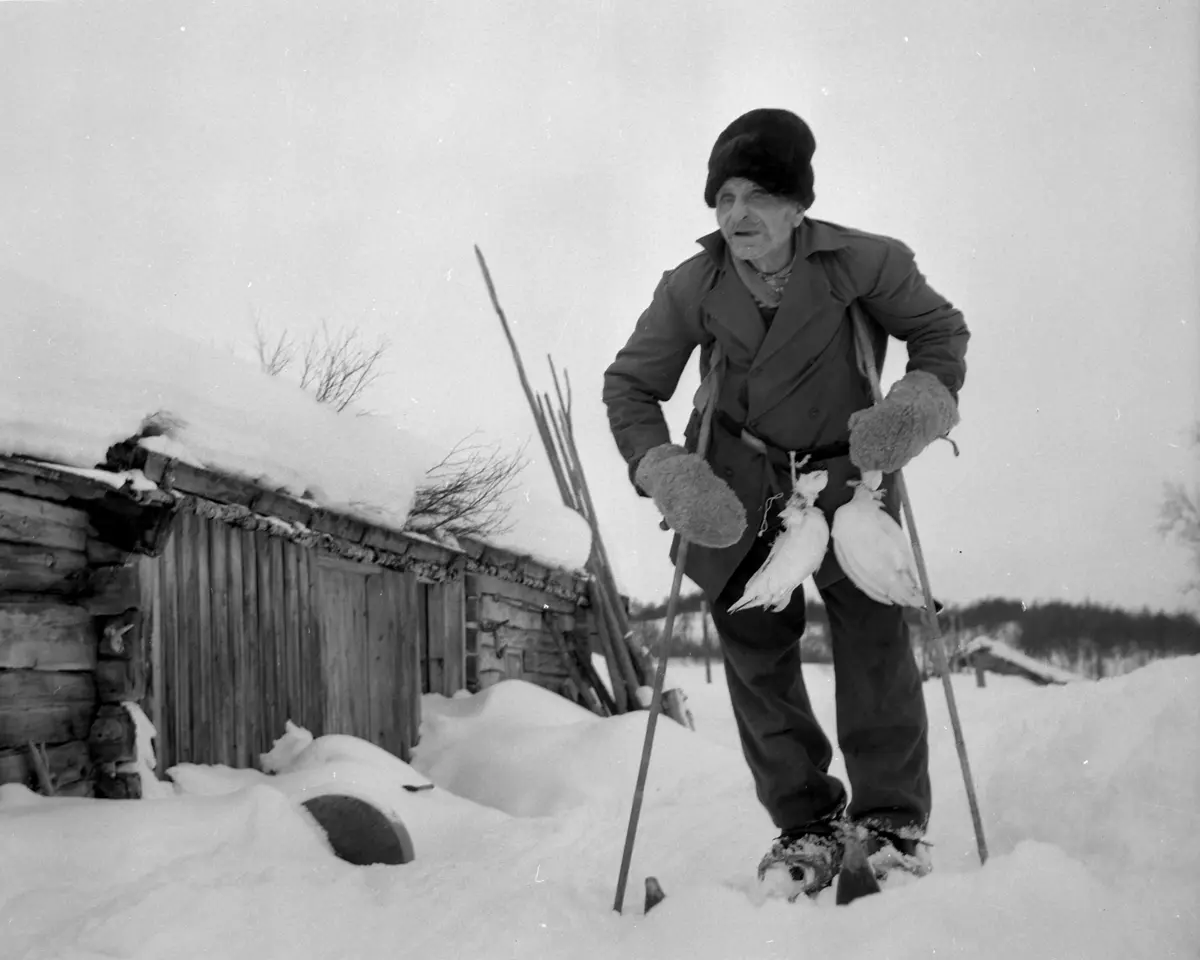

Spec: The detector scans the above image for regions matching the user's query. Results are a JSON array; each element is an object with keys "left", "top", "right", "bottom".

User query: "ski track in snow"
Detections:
[{"left": 1, "top": 659, "right": 1197, "bottom": 960}]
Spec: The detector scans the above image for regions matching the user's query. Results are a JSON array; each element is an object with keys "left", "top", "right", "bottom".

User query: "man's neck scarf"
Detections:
[{"left": 728, "top": 244, "right": 796, "bottom": 310}]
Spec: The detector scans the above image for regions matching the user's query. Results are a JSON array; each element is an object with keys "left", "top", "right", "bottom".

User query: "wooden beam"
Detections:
[
  {"left": 0, "top": 464, "right": 72, "bottom": 501},
  {"left": 0, "top": 669, "right": 96, "bottom": 747},
  {"left": 0, "top": 601, "right": 97, "bottom": 670},
  {"left": 195, "top": 513, "right": 214, "bottom": 762},
  {"left": 81, "top": 562, "right": 141, "bottom": 615},
  {"left": 241, "top": 527, "right": 262, "bottom": 757},
  {"left": 210, "top": 521, "right": 232, "bottom": 767},
  {"left": 0, "top": 490, "right": 89, "bottom": 552},
  {"left": 226, "top": 526, "right": 247, "bottom": 768},
  {"left": 477, "top": 593, "right": 574, "bottom": 633},
  {"left": 26, "top": 741, "right": 55, "bottom": 795},
  {"left": 140, "top": 556, "right": 165, "bottom": 770},
  {"left": 88, "top": 703, "right": 136, "bottom": 765},
  {"left": 0, "top": 739, "right": 89, "bottom": 789},
  {"left": 441, "top": 578, "right": 466, "bottom": 696},
  {"left": 95, "top": 657, "right": 146, "bottom": 704},
  {"left": 87, "top": 537, "right": 133, "bottom": 566},
  {"left": 0, "top": 543, "right": 87, "bottom": 595},
  {"left": 469, "top": 573, "right": 577, "bottom": 614},
  {"left": 425, "top": 581, "right": 447, "bottom": 695},
  {"left": 0, "top": 457, "right": 117, "bottom": 502}
]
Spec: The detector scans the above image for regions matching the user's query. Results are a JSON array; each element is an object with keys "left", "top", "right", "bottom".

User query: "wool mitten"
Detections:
[
  {"left": 848, "top": 370, "right": 959, "bottom": 473},
  {"left": 635, "top": 444, "right": 747, "bottom": 548}
]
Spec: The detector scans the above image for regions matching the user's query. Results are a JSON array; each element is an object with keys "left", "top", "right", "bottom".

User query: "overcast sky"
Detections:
[{"left": 2, "top": 0, "right": 1197, "bottom": 614}]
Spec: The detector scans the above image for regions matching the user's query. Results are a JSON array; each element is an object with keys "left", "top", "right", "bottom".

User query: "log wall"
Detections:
[
  {"left": 464, "top": 571, "right": 585, "bottom": 700},
  {"left": 0, "top": 485, "right": 99, "bottom": 797},
  {"left": 0, "top": 453, "right": 601, "bottom": 798}
]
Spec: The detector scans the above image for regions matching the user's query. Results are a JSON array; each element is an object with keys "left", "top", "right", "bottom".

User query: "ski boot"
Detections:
[
  {"left": 859, "top": 822, "right": 933, "bottom": 884},
  {"left": 756, "top": 824, "right": 843, "bottom": 902}
]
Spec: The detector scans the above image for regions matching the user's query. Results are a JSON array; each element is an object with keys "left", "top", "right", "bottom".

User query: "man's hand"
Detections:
[
  {"left": 635, "top": 444, "right": 747, "bottom": 548},
  {"left": 848, "top": 370, "right": 959, "bottom": 473}
]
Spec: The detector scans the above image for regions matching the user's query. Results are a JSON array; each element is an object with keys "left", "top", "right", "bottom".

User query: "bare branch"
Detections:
[
  {"left": 249, "top": 311, "right": 522, "bottom": 540},
  {"left": 255, "top": 314, "right": 389, "bottom": 413},
  {"left": 252, "top": 310, "right": 295, "bottom": 376},
  {"left": 407, "top": 434, "right": 529, "bottom": 540}
]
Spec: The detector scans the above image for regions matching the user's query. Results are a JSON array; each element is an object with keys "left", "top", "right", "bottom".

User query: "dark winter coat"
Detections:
[{"left": 602, "top": 217, "right": 969, "bottom": 598}]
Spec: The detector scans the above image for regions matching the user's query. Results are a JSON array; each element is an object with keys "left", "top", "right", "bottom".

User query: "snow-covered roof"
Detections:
[
  {"left": 0, "top": 268, "right": 590, "bottom": 573},
  {"left": 963, "top": 635, "right": 1084, "bottom": 684}
]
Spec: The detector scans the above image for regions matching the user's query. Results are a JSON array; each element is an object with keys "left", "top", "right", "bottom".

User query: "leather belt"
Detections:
[{"left": 715, "top": 410, "right": 850, "bottom": 468}]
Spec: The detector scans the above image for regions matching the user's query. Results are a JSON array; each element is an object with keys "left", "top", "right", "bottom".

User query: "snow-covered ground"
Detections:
[{"left": 1, "top": 658, "right": 1196, "bottom": 960}]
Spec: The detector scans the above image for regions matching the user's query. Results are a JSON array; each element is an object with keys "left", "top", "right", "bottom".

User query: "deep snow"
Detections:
[{"left": 1, "top": 657, "right": 1196, "bottom": 960}]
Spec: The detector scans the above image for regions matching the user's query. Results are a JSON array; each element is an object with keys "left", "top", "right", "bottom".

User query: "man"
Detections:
[{"left": 602, "top": 108, "right": 969, "bottom": 898}]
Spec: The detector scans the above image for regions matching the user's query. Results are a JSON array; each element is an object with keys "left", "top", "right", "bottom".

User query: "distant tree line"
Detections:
[
  {"left": 942, "top": 597, "right": 1200, "bottom": 661},
  {"left": 630, "top": 592, "right": 1200, "bottom": 666}
]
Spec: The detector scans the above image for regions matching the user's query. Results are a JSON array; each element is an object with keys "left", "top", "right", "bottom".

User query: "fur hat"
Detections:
[{"left": 704, "top": 108, "right": 816, "bottom": 209}]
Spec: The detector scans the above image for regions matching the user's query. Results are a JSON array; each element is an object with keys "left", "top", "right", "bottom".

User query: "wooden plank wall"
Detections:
[
  {"left": 316, "top": 558, "right": 421, "bottom": 761},
  {"left": 148, "top": 506, "right": 586, "bottom": 771},
  {"left": 423, "top": 578, "right": 465, "bottom": 696},
  {"left": 152, "top": 511, "right": 326, "bottom": 770}
]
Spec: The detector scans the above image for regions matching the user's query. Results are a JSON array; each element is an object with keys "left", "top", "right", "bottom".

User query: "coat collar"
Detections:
[{"left": 696, "top": 218, "right": 849, "bottom": 423}]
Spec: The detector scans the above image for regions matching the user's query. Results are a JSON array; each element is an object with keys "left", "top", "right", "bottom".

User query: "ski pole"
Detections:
[
  {"left": 612, "top": 362, "right": 722, "bottom": 914},
  {"left": 849, "top": 302, "right": 989, "bottom": 866}
]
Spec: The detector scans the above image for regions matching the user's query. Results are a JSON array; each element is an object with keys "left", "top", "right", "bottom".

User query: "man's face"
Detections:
[{"left": 715, "top": 177, "right": 805, "bottom": 267}]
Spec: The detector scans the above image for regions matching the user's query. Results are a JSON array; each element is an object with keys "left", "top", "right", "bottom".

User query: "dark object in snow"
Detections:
[
  {"left": 835, "top": 832, "right": 882, "bottom": 906},
  {"left": 402, "top": 782, "right": 435, "bottom": 793},
  {"left": 302, "top": 793, "right": 415, "bottom": 866},
  {"left": 644, "top": 876, "right": 666, "bottom": 913}
]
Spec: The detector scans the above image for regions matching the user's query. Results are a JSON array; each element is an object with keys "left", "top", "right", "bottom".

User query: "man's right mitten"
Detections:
[{"left": 634, "top": 444, "right": 747, "bottom": 548}]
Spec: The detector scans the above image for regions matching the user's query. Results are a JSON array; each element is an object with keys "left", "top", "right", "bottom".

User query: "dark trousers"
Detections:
[{"left": 708, "top": 536, "right": 931, "bottom": 835}]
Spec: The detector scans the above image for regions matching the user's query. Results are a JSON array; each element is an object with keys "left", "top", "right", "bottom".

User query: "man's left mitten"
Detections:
[
  {"left": 848, "top": 370, "right": 959, "bottom": 473},
  {"left": 635, "top": 444, "right": 747, "bottom": 548}
]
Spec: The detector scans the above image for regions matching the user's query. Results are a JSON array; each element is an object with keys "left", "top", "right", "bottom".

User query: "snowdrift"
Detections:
[{"left": 0, "top": 657, "right": 1195, "bottom": 960}]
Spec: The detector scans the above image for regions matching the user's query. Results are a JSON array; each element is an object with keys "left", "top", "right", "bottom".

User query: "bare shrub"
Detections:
[
  {"left": 253, "top": 314, "right": 388, "bottom": 413},
  {"left": 407, "top": 434, "right": 528, "bottom": 541}
]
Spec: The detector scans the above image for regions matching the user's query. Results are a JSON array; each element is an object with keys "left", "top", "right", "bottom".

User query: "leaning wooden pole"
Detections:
[
  {"left": 474, "top": 246, "right": 565, "bottom": 501},
  {"left": 613, "top": 367, "right": 720, "bottom": 914},
  {"left": 849, "top": 302, "right": 989, "bottom": 867},
  {"left": 547, "top": 360, "right": 652, "bottom": 686},
  {"left": 475, "top": 245, "right": 649, "bottom": 709}
]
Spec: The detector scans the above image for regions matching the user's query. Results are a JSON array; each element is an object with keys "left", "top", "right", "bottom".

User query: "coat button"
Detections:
[
  {"left": 809, "top": 407, "right": 819, "bottom": 419},
  {"left": 723, "top": 467, "right": 735, "bottom": 478}
]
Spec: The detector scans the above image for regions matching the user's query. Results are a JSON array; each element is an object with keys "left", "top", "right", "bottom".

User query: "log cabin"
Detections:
[{"left": 0, "top": 449, "right": 601, "bottom": 800}]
